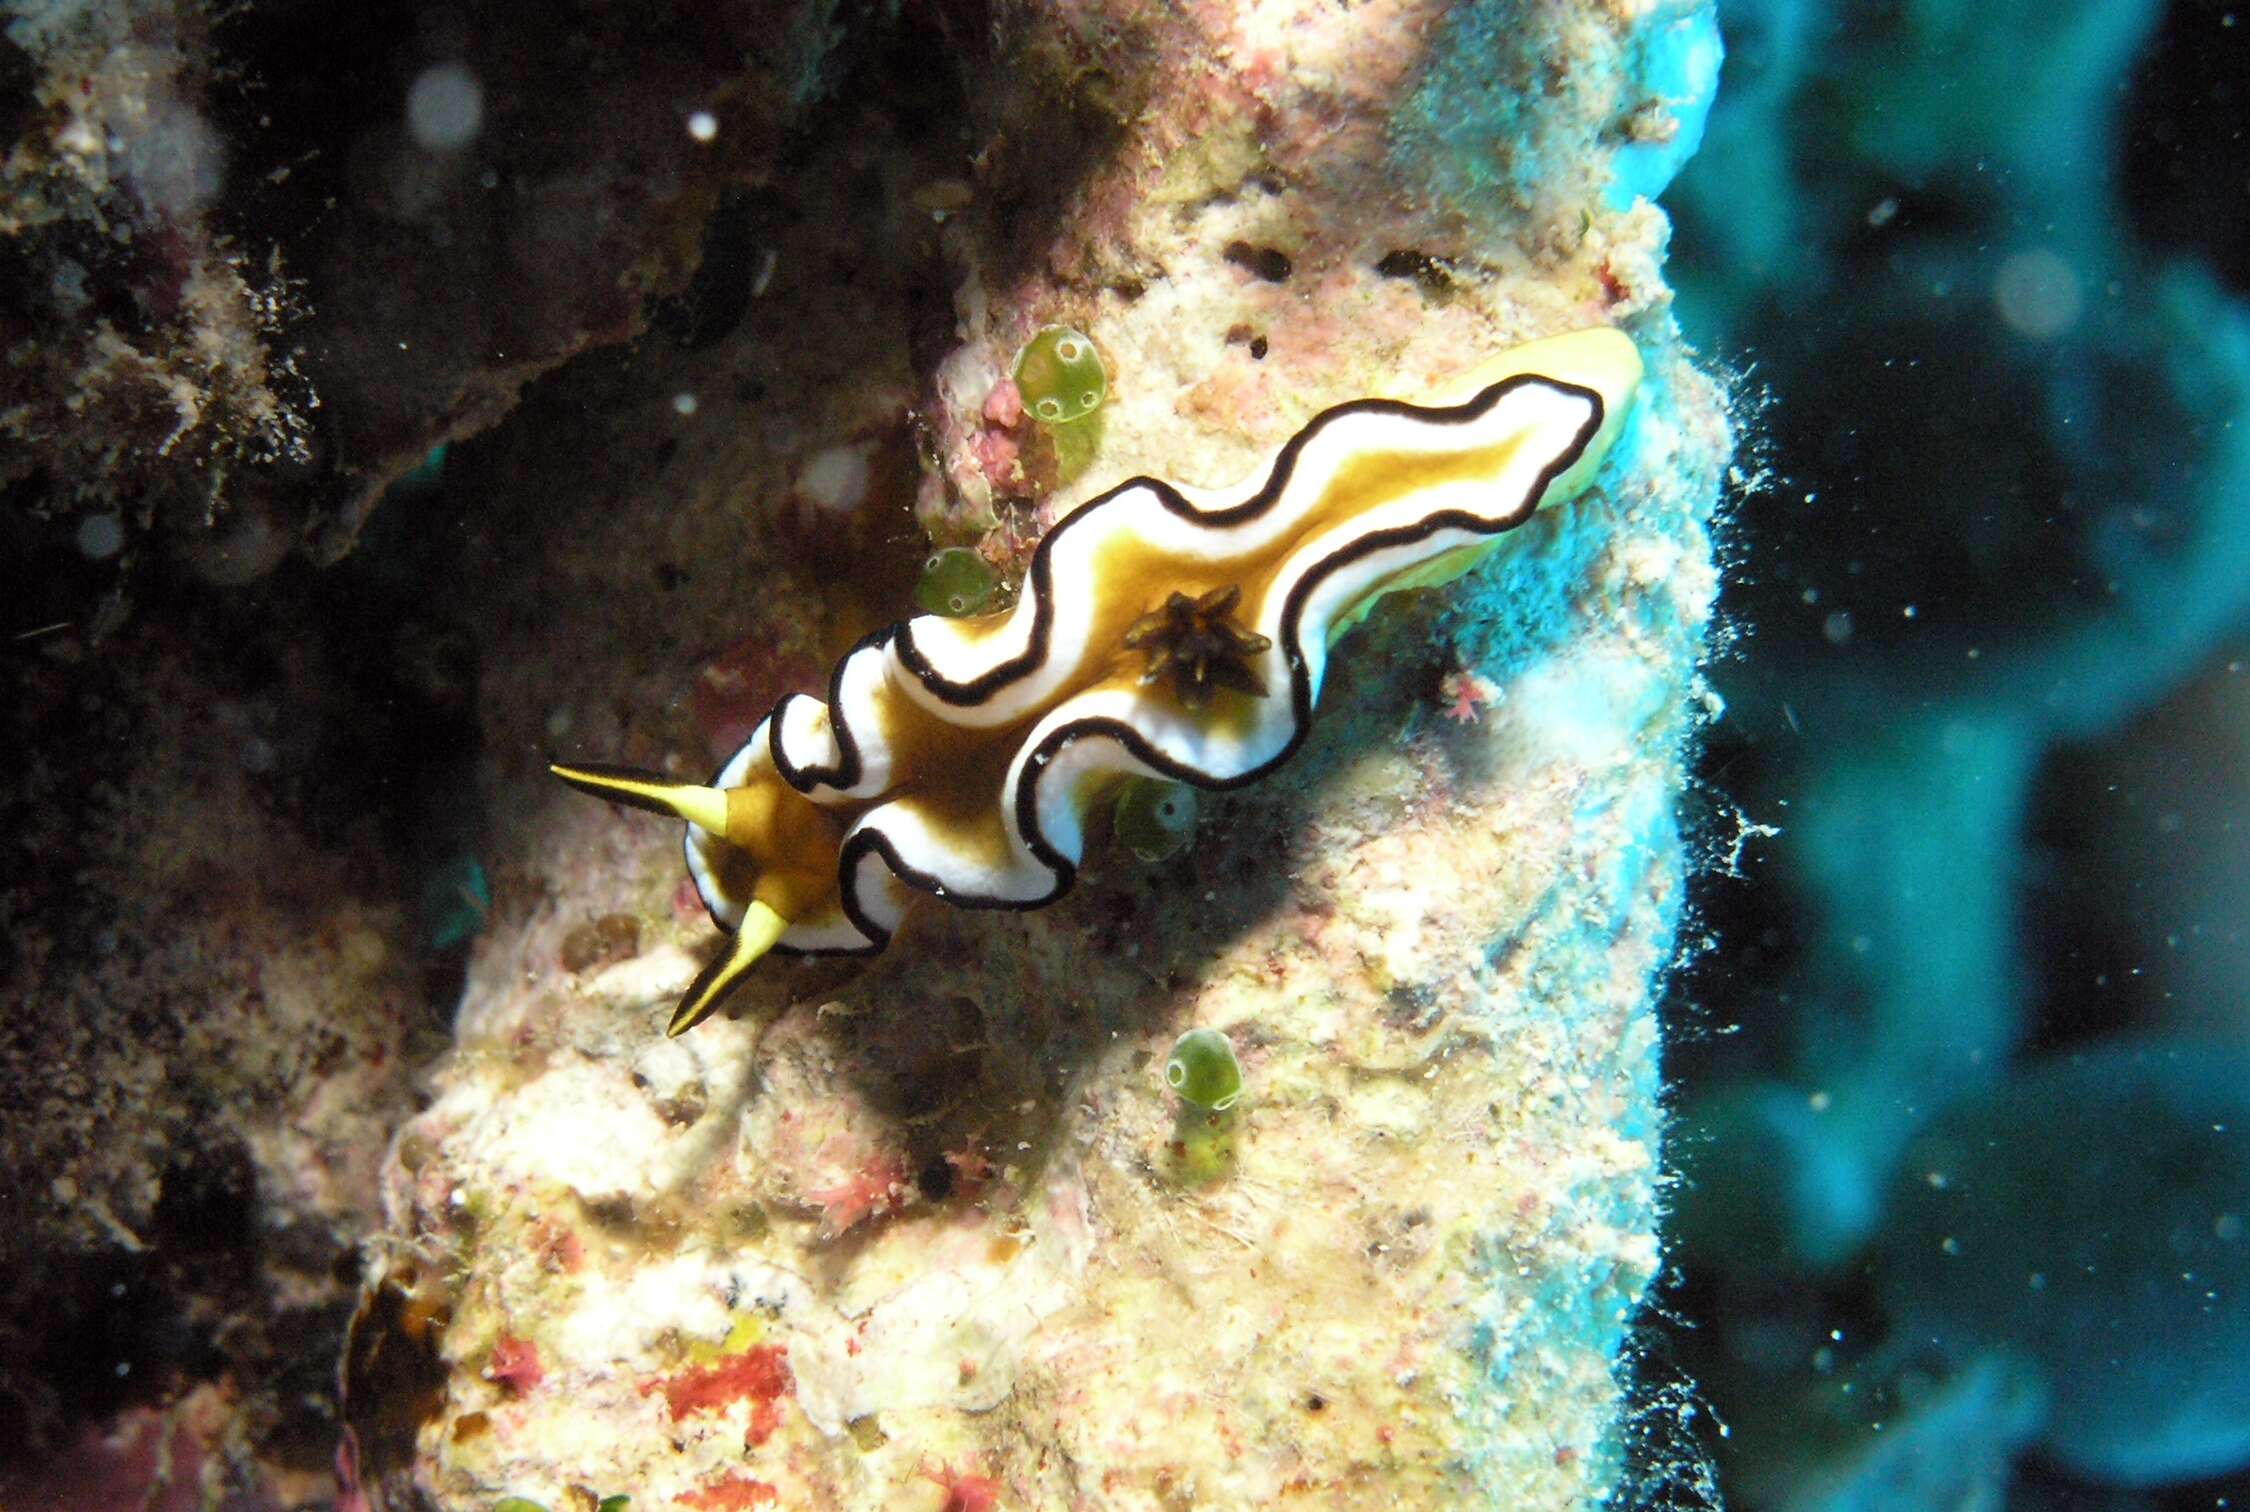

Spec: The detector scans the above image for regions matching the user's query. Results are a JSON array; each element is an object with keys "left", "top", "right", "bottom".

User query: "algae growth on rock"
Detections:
[
  {"left": 0, "top": 1, "right": 1729, "bottom": 1508},
  {"left": 355, "top": 1, "right": 1726, "bottom": 1504}
]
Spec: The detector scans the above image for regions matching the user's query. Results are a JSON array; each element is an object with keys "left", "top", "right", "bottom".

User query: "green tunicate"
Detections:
[
  {"left": 491, "top": 1500, "right": 549, "bottom": 1512},
  {"left": 1169, "top": 1104, "right": 1238, "bottom": 1183},
  {"left": 914, "top": 547, "right": 997, "bottom": 617},
  {"left": 1013, "top": 325, "right": 1106, "bottom": 425},
  {"left": 1166, "top": 1027, "right": 1243, "bottom": 1111},
  {"left": 1114, "top": 777, "right": 1197, "bottom": 862}
]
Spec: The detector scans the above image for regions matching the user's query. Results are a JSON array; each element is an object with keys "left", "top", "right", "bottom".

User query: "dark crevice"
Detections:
[
  {"left": 1224, "top": 240, "right": 1294, "bottom": 282},
  {"left": 2121, "top": 0, "right": 2250, "bottom": 295},
  {"left": 1376, "top": 248, "right": 1456, "bottom": 294}
]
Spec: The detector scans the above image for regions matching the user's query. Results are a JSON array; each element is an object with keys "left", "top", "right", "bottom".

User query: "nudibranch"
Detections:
[{"left": 554, "top": 326, "right": 1642, "bottom": 1035}]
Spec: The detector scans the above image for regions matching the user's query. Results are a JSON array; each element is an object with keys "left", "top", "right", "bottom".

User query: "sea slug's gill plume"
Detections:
[{"left": 553, "top": 326, "right": 1643, "bottom": 1034}]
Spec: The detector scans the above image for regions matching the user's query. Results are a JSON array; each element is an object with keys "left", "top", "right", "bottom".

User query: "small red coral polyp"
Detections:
[
  {"left": 974, "top": 426, "right": 1024, "bottom": 492},
  {"left": 643, "top": 1344, "right": 793, "bottom": 1424},
  {"left": 921, "top": 1460, "right": 1002, "bottom": 1512},
  {"left": 807, "top": 1156, "right": 908, "bottom": 1236},
  {"left": 675, "top": 1473, "right": 779, "bottom": 1510},
  {"left": 982, "top": 378, "right": 1024, "bottom": 428},
  {"left": 745, "top": 1394, "right": 783, "bottom": 1449},
  {"left": 484, "top": 1334, "right": 544, "bottom": 1395}
]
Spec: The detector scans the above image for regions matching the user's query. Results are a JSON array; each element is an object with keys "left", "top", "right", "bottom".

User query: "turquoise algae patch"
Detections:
[{"left": 1607, "top": 5, "right": 1724, "bottom": 209}]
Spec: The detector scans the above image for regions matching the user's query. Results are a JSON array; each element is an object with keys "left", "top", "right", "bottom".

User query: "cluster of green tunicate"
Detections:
[
  {"left": 1013, "top": 325, "right": 1106, "bottom": 425},
  {"left": 1114, "top": 777, "right": 1197, "bottom": 862},
  {"left": 914, "top": 546, "right": 998, "bottom": 617},
  {"left": 1166, "top": 1027, "right": 1244, "bottom": 1111}
]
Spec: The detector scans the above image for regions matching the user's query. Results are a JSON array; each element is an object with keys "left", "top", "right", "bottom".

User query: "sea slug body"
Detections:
[{"left": 554, "top": 326, "right": 1643, "bottom": 1034}]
